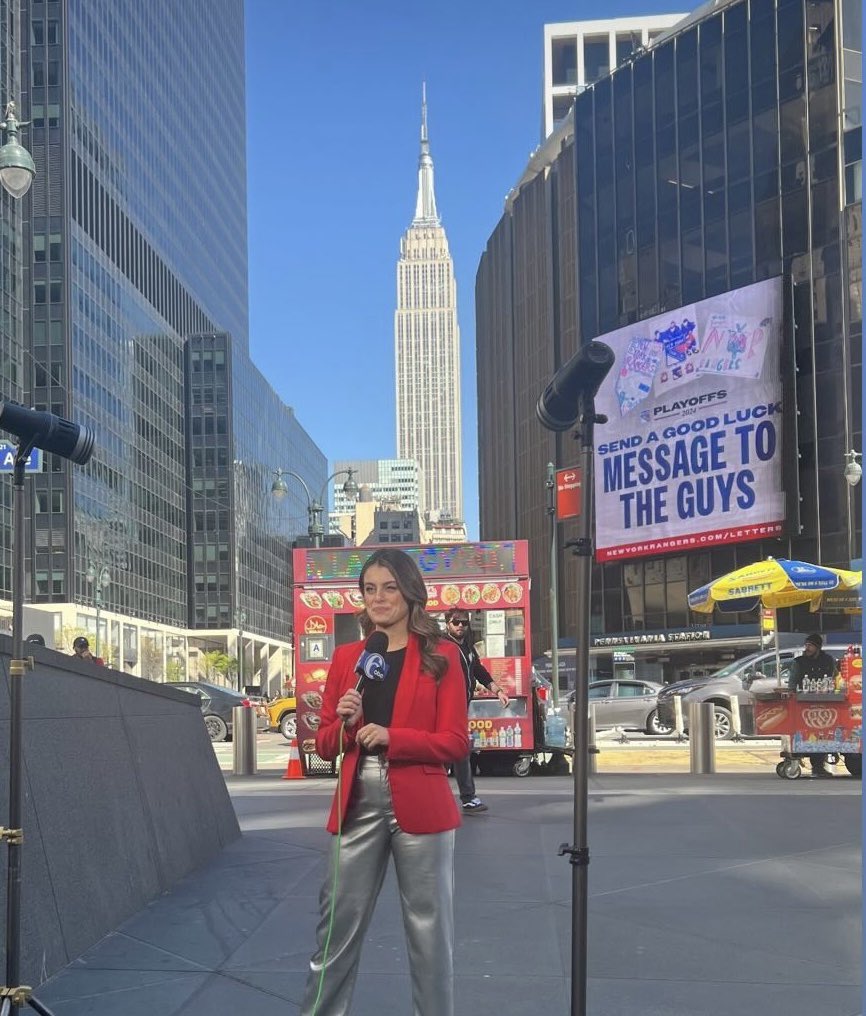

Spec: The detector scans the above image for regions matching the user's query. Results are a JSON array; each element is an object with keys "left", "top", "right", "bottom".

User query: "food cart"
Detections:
[
  {"left": 754, "top": 645, "right": 862, "bottom": 779},
  {"left": 292, "top": 541, "right": 547, "bottom": 777}
]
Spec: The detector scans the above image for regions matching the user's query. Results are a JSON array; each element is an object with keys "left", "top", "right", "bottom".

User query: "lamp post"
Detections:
[
  {"left": 234, "top": 607, "right": 246, "bottom": 693},
  {"left": 85, "top": 564, "right": 110, "bottom": 659},
  {"left": 271, "top": 467, "right": 359, "bottom": 547},
  {"left": 0, "top": 89, "right": 56, "bottom": 1016}
]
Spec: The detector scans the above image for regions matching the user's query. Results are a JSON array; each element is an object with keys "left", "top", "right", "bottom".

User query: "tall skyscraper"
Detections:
[
  {"left": 395, "top": 87, "right": 462, "bottom": 521},
  {"left": 0, "top": 1, "right": 325, "bottom": 678}
]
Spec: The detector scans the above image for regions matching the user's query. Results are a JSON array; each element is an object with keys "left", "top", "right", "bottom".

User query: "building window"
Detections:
[
  {"left": 551, "top": 37, "right": 577, "bottom": 86},
  {"left": 584, "top": 37, "right": 610, "bottom": 83}
]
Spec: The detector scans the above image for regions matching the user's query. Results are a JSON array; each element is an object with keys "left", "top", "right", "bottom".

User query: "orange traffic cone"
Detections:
[{"left": 282, "top": 737, "right": 304, "bottom": 780}]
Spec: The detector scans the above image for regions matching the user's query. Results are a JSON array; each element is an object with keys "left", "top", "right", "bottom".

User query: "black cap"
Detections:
[
  {"left": 25, "top": 633, "right": 45, "bottom": 646},
  {"left": 72, "top": 636, "right": 89, "bottom": 651},
  {"left": 804, "top": 633, "right": 823, "bottom": 649}
]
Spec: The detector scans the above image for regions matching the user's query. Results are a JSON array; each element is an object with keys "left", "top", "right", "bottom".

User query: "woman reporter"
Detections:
[{"left": 300, "top": 548, "right": 469, "bottom": 1016}]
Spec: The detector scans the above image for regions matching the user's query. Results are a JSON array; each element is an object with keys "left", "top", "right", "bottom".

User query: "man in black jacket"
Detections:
[
  {"left": 444, "top": 610, "right": 509, "bottom": 813},
  {"left": 788, "top": 633, "right": 839, "bottom": 777}
]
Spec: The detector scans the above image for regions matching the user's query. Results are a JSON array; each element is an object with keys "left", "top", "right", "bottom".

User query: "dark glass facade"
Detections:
[
  {"left": 185, "top": 334, "right": 326, "bottom": 641},
  {"left": 477, "top": 0, "right": 862, "bottom": 678},
  {"left": 14, "top": 0, "right": 243, "bottom": 626},
  {"left": 0, "top": 0, "right": 327, "bottom": 668}
]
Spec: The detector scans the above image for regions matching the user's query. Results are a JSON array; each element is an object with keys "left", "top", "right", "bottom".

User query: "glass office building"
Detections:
[
  {"left": 12, "top": 0, "right": 242, "bottom": 627},
  {"left": 0, "top": 0, "right": 329, "bottom": 679},
  {"left": 477, "top": 0, "right": 862, "bottom": 681},
  {"left": 185, "top": 333, "right": 326, "bottom": 643}
]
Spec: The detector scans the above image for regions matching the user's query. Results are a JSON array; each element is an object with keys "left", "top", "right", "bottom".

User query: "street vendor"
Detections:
[{"left": 787, "top": 633, "right": 840, "bottom": 777}]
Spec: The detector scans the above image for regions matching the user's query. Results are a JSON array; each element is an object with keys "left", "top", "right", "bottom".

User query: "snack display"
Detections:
[
  {"left": 502, "top": 582, "right": 522, "bottom": 604},
  {"left": 481, "top": 583, "right": 501, "bottom": 604},
  {"left": 441, "top": 584, "right": 461, "bottom": 606},
  {"left": 301, "top": 691, "right": 324, "bottom": 710},
  {"left": 346, "top": 590, "right": 364, "bottom": 608},
  {"left": 302, "top": 738, "right": 317, "bottom": 753},
  {"left": 322, "top": 590, "right": 345, "bottom": 609},
  {"left": 300, "top": 591, "right": 323, "bottom": 609},
  {"left": 462, "top": 584, "right": 481, "bottom": 605},
  {"left": 302, "top": 712, "right": 322, "bottom": 732}
]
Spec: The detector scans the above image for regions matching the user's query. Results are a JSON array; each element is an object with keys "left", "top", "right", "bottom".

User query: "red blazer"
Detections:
[{"left": 315, "top": 633, "right": 469, "bottom": 834}]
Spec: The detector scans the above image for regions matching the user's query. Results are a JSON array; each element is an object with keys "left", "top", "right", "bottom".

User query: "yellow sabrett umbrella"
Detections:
[
  {"left": 688, "top": 557, "right": 862, "bottom": 680},
  {"left": 688, "top": 558, "right": 861, "bottom": 613}
]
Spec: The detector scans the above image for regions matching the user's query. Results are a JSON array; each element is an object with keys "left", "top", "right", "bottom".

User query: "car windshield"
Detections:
[{"left": 704, "top": 659, "right": 753, "bottom": 680}]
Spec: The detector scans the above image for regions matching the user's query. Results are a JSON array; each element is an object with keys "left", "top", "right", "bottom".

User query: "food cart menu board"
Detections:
[{"left": 298, "top": 541, "right": 529, "bottom": 582}]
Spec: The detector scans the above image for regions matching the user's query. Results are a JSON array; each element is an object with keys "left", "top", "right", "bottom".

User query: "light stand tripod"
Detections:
[
  {"left": 0, "top": 401, "right": 94, "bottom": 1016},
  {"left": 1, "top": 442, "right": 55, "bottom": 1016},
  {"left": 537, "top": 340, "right": 614, "bottom": 1016}
]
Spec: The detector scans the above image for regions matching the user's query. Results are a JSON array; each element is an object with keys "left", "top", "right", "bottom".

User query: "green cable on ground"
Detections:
[{"left": 310, "top": 724, "right": 346, "bottom": 1016}]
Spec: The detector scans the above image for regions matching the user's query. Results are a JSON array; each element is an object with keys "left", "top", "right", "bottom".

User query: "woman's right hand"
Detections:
[{"left": 336, "top": 688, "right": 363, "bottom": 727}]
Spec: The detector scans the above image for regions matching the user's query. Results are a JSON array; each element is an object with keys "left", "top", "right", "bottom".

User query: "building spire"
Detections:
[{"left": 412, "top": 81, "right": 439, "bottom": 225}]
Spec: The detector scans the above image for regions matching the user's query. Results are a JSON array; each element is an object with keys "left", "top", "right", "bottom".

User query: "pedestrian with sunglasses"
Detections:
[{"left": 443, "top": 609, "right": 509, "bottom": 813}]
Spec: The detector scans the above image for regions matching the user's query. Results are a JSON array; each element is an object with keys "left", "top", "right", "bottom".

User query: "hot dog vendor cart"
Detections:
[{"left": 754, "top": 645, "right": 862, "bottom": 778}]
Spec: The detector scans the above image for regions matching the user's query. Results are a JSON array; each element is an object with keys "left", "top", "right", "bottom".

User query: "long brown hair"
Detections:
[{"left": 357, "top": 548, "right": 447, "bottom": 680}]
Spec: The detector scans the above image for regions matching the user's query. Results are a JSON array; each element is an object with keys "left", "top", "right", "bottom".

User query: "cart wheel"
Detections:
[
  {"left": 780, "top": 759, "right": 802, "bottom": 780},
  {"left": 512, "top": 756, "right": 533, "bottom": 778},
  {"left": 843, "top": 754, "right": 862, "bottom": 778},
  {"left": 775, "top": 761, "right": 787, "bottom": 779}
]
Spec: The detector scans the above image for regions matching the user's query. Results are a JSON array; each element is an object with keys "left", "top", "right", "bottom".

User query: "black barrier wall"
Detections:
[{"left": 0, "top": 636, "right": 240, "bottom": 984}]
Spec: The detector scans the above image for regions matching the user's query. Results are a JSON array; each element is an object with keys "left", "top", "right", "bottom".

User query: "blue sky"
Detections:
[{"left": 245, "top": 0, "right": 683, "bottom": 537}]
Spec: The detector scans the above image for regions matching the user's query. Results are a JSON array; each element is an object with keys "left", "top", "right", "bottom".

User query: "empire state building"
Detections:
[{"left": 395, "top": 87, "right": 463, "bottom": 522}]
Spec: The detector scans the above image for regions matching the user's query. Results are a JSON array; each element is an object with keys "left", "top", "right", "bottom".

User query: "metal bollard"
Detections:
[
  {"left": 232, "top": 705, "right": 257, "bottom": 775},
  {"left": 729, "top": 695, "right": 745, "bottom": 741},
  {"left": 688, "top": 701, "right": 716, "bottom": 774},
  {"left": 673, "top": 694, "right": 687, "bottom": 742},
  {"left": 588, "top": 702, "right": 598, "bottom": 775}
]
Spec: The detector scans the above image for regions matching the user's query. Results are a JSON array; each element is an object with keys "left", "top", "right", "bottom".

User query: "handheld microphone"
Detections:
[{"left": 354, "top": 632, "right": 389, "bottom": 692}]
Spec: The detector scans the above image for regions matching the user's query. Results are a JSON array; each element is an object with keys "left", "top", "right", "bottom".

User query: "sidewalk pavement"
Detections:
[{"left": 38, "top": 771, "right": 861, "bottom": 1016}]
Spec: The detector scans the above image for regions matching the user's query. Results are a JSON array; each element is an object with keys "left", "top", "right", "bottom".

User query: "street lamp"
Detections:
[
  {"left": 270, "top": 467, "right": 359, "bottom": 548},
  {"left": 234, "top": 607, "right": 246, "bottom": 693},
  {"left": 85, "top": 564, "right": 110, "bottom": 659},
  {"left": 0, "top": 103, "right": 35, "bottom": 199},
  {"left": 844, "top": 449, "right": 862, "bottom": 488}
]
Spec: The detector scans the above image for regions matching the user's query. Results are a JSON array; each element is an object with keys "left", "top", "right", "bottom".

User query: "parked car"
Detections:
[
  {"left": 569, "top": 679, "right": 672, "bottom": 735},
  {"left": 655, "top": 642, "right": 851, "bottom": 740},
  {"left": 264, "top": 694, "right": 298, "bottom": 741},
  {"left": 173, "top": 681, "right": 268, "bottom": 741}
]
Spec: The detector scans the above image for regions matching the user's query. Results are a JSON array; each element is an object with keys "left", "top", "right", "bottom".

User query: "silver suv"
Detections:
[{"left": 655, "top": 645, "right": 847, "bottom": 740}]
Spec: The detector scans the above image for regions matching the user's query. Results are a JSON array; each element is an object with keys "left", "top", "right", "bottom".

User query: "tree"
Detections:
[
  {"left": 200, "top": 650, "right": 231, "bottom": 681},
  {"left": 165, "top": 657, "right": 185, "bottom": 683},
  {"left": 139, "top": 635, "right": 163, "bottom": 682}
]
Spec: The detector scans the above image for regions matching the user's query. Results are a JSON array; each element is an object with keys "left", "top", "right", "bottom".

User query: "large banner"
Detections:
[{"left": 593, "top": 277, "right": 785, "bottom": 561}]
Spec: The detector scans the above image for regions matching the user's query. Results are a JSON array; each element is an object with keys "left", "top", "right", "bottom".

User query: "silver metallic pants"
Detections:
[{"left": 300, "top": 755, "right": 455, "bottom": 1016}]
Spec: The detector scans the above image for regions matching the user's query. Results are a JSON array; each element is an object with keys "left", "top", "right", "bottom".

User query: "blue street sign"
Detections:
[{"left": 0, "top": 443, "right": 43, "bottom": 472}]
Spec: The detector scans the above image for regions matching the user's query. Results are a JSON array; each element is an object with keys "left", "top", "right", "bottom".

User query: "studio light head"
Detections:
[
  {"left": 0, "top": 401, "right": 95, "bottom": 465},
  {"left": 536, "top": 341, "right": 615, "bottom": 432}
]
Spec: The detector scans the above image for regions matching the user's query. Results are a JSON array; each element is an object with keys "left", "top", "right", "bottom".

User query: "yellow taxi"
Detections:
[{"left": 265, "top": 694, "right": 297, "bottom": 741}]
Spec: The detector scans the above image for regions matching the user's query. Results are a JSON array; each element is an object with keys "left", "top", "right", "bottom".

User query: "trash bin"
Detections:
[{"left": 232, "top": 705, "right": 257, "bottom": 775}]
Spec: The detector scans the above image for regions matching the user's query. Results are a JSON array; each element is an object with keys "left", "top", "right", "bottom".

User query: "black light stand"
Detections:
[
  {"left": 1, "top": 443, "right": 54, "bottom": 1016},
  {"left": 0, "top": 403, "right": 94, "bottom": 1016},
  {"left": 537, "top": 341, "right": 614, "bottom": 1016}
]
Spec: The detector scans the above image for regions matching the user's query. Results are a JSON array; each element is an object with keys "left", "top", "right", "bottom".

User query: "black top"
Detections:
[
  {"left": 446, "top": 632, "right": 494, "bottom": 705},
  {"left": 788, "top": 649, "right": 839, "bottom": 691},
  {"left": 360, "top": 647, "right": 406, "bottom": 749}
]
